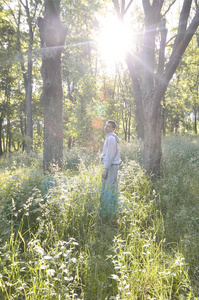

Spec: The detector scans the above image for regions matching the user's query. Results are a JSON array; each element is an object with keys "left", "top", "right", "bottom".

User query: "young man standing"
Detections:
[{"left": 100, "top": 120, "right": 120, "bottom": 216}]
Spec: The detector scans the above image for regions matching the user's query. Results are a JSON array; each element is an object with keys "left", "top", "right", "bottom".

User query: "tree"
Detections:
[
  {"left": 2, "top": 0, "right": 43, "bottom": 152},
  {"left": 113, "top": 0, "right": 199, "bottom": 176},
  {"left": 0, "top": 5, "right": 16, "bottom": 155},
  {"left": 17, "top": 0, "right": 34, "bottom": 151},
  {"left": 37, "top": 0, "right": 67, "bottom": 172}
]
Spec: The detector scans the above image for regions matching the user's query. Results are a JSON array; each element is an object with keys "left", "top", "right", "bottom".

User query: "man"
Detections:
[{"left": 100, "top": 120, "right": 120, "bottom": 216}]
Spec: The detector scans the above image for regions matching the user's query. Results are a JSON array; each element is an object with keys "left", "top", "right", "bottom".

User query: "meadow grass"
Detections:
[
  {"left": 155, "top": 134, "right": 199, "bottom": 296},
  {"left": 0, "top": 138, "right": 198, "bottom": 299}
]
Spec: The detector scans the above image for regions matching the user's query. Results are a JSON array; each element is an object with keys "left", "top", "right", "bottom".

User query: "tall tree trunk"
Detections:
[
  {"left": 128, "top": 112, "right": 131, "bottom": 142},
  {"left": 141, "top": 3, "right": 161, "bottom": 176},
  {"left": 5, "top": 81, "right": 11, "bottom": 153},
  {"left": 194, "top": 101, "right": 197, "bottom": 134},
  {"left": 16, "top": 5, "right": 32, "bottom": 151},
  {"left": 26, "top": 53, "right": 33, "bottom": 151},
  {"left": 25, "top": 0, "right": 33, "bottom": 151},
  {"left": 122, "top": 111, "right": 127, "bottom": 141},
  {"left": 38, "top": 0, "right": 67, "bottom": 172},
  {"left": 0, "top": 117, "right": 3, "bottom": 156},
  {"left": 20, "top": 115, "right": 25, "bottom": 151},
  {"left": 143, "top": 94, "right": 162, "bottom": 176},
  {"left": 7, "top": 113, "right": 11, "bottom": 153}
]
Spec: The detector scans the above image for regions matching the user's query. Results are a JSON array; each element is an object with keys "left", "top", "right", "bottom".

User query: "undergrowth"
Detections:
[
  {"left": 155, "top": 134, "right": 199, "bottom": 296},
  {"left": 0, "top": 138, "right": 198, "bottom": 299}
]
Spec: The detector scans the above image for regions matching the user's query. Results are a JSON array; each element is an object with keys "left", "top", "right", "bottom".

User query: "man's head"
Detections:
[{"left": 104, "top": 120, "right": 117, "bottom": 134}]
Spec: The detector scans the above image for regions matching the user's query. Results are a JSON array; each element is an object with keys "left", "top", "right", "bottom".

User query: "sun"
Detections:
[{"left": 96, "top": 16, "right": 132, "bottom": 68}]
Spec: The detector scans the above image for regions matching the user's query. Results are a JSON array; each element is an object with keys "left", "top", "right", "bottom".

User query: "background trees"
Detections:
[
  {"left": 165, "top": 34, "right": 199, "bottom": 135},
  {"left": 1, "top": 0, "right": 199, "bottom": 175},
  {"left": 0, "top": 5, "right": 16, "bottom": 154},
  {"left": 0, "top": 0, "right": 43, "bottom": 154}
]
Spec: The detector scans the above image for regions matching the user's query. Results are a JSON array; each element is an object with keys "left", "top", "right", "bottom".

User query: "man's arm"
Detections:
[
  {"left": 102, "top": 136, "right": 117, "bottom": 179},
  {"left": 102, "top": 170, "right": 107, "bottom": 179}
]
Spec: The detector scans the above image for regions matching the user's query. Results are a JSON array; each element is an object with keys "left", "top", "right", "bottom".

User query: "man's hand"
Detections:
[{"left": 102, "top": 170, "right": 107, "bottom": 179}]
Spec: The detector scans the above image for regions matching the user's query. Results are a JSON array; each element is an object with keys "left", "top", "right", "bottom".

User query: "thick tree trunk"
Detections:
[
  {"left": 38, "top": 2, "right": 67, "bottom": 172},
  {"left": 42, "top": 54, "right": 63, "bottom": 171},
  {"left": 143, "top": 96, "right": 162, "bottom": 177}
]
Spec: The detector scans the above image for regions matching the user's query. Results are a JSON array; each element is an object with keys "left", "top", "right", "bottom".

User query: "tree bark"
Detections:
[{"left": 38, "top": 0, "right": 67, "bottom": 172}]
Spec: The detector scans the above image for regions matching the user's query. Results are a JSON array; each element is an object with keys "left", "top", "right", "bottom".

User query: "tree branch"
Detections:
[
  {"left": 2, "top": 0, "right": 18, "bottom": 25},
  {"left": 142, "top": 0, "right": 152, "bottom": 15},
  {"left": 152, "top": 0, "right": 164, "bottom": 14},
  {"left": 124, "top": 0, "right": 134, "bottom": 15},
  {"left": 173, "top": 0, "right": 192, "bottom": 52},
  {"left": 112, "top": 0, "right": 120, "bottom": 16},
  {"left": 162, "top": 0, "right": 178, "bottom": 18},
  {"left": 156, "top": 18, "right": 167, "bottom": 81},
  {"left": 121, "top": 0, "right": 125, "bottom": 15},
  {"left": 18, "top": 0, "right": 26, "bottom": 10},
  {"left": 157, "top": 7, "right": 199, "bottom": 101}
]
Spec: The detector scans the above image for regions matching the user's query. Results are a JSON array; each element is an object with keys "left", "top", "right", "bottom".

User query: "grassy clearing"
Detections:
[{"left": 0, "top": 137, "right": 198, "bottom": 299}]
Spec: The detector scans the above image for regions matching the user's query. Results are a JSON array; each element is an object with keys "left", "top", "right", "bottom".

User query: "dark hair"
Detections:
[{"left": 107, "top": 120, "right": 117, "bottom": 129}]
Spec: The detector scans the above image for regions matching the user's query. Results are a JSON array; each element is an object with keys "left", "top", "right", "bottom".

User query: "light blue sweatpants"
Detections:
[{"left": 100, "top": 164, "right": 119, "bottom": 216}]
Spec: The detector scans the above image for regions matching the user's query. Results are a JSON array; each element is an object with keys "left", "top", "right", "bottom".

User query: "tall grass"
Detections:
[
  {"left": 155, "top": 134, "right": 199, "bottom": 295},
  {"left": 0, "top": 140, "right": 198, "bottom": 299}
]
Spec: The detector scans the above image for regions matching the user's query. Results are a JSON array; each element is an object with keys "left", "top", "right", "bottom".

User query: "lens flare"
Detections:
[{"left": 92, "top": 117, "right": 104, "bottom": 130}]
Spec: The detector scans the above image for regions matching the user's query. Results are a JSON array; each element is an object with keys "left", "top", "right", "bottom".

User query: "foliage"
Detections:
[
  {"left": 0, "top": 139, "right": 198, "bottom": 299},
  {"left": 165, "top": 35, "right": 199, "bottom": 134}
]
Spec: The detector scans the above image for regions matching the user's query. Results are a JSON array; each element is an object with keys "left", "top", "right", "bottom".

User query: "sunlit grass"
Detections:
[
  {"left": 0, "top": 138, "right": 198, "bottom": 299},
  {"left": 155, "top": 134, "right": 199, "bottom": 295}
]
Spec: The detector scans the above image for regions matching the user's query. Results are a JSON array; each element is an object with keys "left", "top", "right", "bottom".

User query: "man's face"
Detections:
[{"left": 104, "top": 122, "right": 114, "bottom": 134}]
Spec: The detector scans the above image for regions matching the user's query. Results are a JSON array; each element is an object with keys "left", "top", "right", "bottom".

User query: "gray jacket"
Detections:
[{"left": 101, "top": 132, "right": 120, "bottom": 171}]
